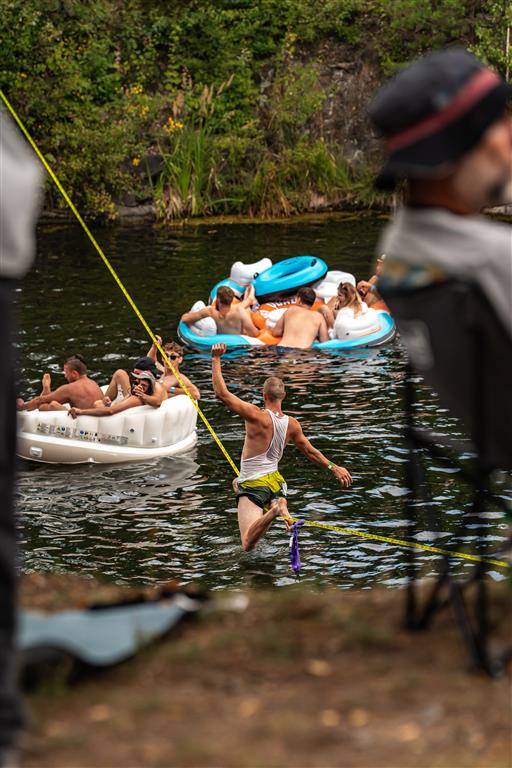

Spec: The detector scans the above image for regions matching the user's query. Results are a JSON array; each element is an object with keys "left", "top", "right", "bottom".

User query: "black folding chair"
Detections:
[{"left": 381, "top": 279, "right": 512, "bottom": 675}]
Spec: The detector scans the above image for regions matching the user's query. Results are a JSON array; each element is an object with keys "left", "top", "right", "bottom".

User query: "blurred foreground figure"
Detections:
[
  {"left": 367, "top": 48, "right": 512, "bottom": 673},
  {"left": 369, "top": 46, "right": 512, "bottom": 459},
  {"left": 369, "top": 47, "right": 512, "bottom": 338},
  {"left": 0, "top": 107, "right": 41, "bottom": 760}
]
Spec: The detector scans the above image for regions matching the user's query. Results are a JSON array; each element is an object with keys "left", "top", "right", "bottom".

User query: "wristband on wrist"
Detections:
[
  {"left": 327, "top": 461, "right": 334, "bottom": 471},
  {"left": 170, "top": 386, "right": 175, "bottom": 394}
]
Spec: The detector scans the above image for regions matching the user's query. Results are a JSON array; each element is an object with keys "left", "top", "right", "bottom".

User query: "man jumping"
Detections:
[{"left": 211, "top": 343, "right": 352, "bottom": 550}]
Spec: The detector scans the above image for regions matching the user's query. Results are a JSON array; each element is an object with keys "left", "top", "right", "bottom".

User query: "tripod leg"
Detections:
[
  {"left": 450, "top": 580, "right": 483, "bottom": 670},
  {"left": 403, "top": 367, "right": 421, "bottom": 630}
]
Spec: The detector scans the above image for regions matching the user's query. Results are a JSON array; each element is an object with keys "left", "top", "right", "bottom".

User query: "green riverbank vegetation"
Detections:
[{"left": 1, "top": 1, "right": 511, "bottom": 221}]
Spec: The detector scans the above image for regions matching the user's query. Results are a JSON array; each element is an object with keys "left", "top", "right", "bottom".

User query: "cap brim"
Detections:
[
  {"left": 374, "top": 157, "right": 456, "bottom": 190},
  {"left": 373, "top": 81, "right": 512, "bottom": 190}
]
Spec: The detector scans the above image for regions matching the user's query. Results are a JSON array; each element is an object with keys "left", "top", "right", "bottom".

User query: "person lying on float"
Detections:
[
  {"left": 101, "top": 357, "right": 167, "bottom": 406},
  {"left": 16, "top": 355, "right": 104, "bottom": 412},
  {"left": 270, "top": 286, "right": 329, "bottom": 348},
  {"left": 181, "top": 285, "right": 259, "bottom": 336},
  {"left": 146, "top": 337, "right": 201, "bottom": 400},
  {"left": 68, "top": 371, "right": 162, "bottom": 419}
]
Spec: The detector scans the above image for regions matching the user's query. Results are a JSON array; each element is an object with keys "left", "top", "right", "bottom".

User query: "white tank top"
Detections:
[{"left": 238, "top": 410, "right": 289, "bottom": 483}]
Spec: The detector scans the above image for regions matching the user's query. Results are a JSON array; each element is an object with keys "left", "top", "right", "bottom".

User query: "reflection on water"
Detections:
[{"left": 16, "top": 219, "right": 510, "bottom": 589}]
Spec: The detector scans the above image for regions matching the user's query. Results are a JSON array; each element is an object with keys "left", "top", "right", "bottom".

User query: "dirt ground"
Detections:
[{"left": 20, "top": 574, "right": 512, "bottom": 768}]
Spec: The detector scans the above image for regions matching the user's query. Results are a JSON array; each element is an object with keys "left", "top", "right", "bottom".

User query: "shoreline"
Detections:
[
  {"left": 37, "top": 204, "right": 389, "bottom": 227},
  {"left": 37, "top": 203, "right": 512, "bottom": 228}
]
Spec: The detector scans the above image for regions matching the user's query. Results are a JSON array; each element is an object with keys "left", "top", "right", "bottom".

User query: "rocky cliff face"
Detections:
[{"left": 312, "top": 40, "right": 382, "bottom": 162}]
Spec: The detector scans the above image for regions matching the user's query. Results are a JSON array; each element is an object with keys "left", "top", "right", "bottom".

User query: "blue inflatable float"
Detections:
[
  {"left": 253, "top": 256, "right": 328, "bottom": 302},
  {"left": 178, "top": 256, "right": 396, "bottom": 353},
  {"left": 178, "top": 308, "right": 396, "bottom": 353}
]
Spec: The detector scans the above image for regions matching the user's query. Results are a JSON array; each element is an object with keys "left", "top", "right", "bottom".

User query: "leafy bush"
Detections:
[{"left": 0, "top": 0, "right": 509, "bottom": 219}]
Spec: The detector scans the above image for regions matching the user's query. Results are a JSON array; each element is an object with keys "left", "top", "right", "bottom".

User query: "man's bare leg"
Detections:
[
  {"left": 39, "top": 401, "right": 67, "bottom": 411},
  {"left": 104, "top": 369, "right": 131, "bottom": 402},
  {"left": 237, "top": 495, "right": 292, "bottom": 551},
  {"left": 93, "top": 397, "right": 111, "bottom": 408},
  {"left": 40, "top": 373, "right": 51, "bottom": 396},
  {"left": 237, "top": 496, "right": 277, "bottom": 551}
]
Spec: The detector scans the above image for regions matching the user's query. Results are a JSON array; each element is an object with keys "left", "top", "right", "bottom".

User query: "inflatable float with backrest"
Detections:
[
  {"left": 17, "top": 390, "right": 198, "bottom": 464},
  {"left": 178, "top": 256, "right": 396, "bottom": 352}
]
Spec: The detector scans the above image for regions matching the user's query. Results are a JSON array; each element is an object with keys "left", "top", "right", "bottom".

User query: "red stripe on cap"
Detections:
[{"left": 386, "top": 68, "right": 501, "bottom": 153}]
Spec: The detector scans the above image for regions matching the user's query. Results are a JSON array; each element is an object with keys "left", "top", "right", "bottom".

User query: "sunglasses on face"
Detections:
[{"left": 165, "top": 353, "right": 181, "bottom": 360}]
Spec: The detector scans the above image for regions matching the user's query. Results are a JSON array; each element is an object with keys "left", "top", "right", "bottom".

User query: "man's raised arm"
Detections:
[
  {"left": 288, "top": 417, "right": 352, "bottom": 487},
  {"left": 147, "top": 335, "right": 165, "bottom": 371},
  {"left": 211, "top": 343, "right": 259, "bottom": 419}
]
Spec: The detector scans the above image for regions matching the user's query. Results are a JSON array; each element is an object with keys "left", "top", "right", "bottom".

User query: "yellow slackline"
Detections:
[
  {"left": 290, "top": 518, "right": 510, "bottom": 569},
  {"left": 2, "top": 90, "right": 509, "bottom": 572}
]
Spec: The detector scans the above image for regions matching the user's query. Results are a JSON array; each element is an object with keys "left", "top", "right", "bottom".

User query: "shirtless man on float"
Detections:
[
  {"left": 16, "top": 355, "right": 104, "bottom": 411},
  {"left": 212, "top": 343, "right": 352, "bottom": 550},
  {"left": 181, "top": 285, "right": 259, "bottom": 337},
  {"left": 68, "top": 370, "right": 161, "bottom": 419},
  {"left": 271, "top": 286, "right": 329, "bottom": 348}
]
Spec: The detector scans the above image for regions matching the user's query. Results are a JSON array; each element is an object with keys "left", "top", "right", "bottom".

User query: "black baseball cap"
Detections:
[
  {"left": 368, "top": 47, "right": 512, "bottom": 189},
  {"left": 132, "top": 356, "right": 160, "bottom": 379}
]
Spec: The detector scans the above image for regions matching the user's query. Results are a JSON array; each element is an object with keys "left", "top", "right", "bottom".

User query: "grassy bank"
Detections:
[
  {"left": 20, "top": 573, "right": 511, "bottom": 767},
  {"left": 2, "top": 1, "right": 511, "bottom": 222}
]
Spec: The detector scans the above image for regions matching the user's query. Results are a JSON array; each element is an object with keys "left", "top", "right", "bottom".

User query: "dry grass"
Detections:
[{"left": 20, "top": 574, "right": 512, "bottom": 768}]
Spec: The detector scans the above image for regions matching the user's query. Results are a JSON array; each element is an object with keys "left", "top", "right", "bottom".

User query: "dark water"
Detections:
[{"left": 15, "top": 217, "right": 510, "bottom": 589}]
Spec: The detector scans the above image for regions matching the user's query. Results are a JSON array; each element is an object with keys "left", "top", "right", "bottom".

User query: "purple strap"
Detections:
[{"left": 289, "top": 519, "right": 305, "bottom": 575}]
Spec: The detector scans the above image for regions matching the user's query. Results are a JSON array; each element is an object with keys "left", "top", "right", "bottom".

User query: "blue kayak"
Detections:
[{"left": 253, "top": 256, "right": 328, "bottom": 302}]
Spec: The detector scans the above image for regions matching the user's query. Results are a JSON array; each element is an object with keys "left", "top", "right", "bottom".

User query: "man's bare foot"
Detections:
[
  {"left": 244, "top": 284, "right": 256, "bottom": 306},
  {"left": 41, "top": 372, "right": 51, "bottom": 395},
  {"left": 269, "top": 500, "right": 293, "bottom": 530},
  {"left": 16, "top": 398, "right": 24, "bottom": 410}
]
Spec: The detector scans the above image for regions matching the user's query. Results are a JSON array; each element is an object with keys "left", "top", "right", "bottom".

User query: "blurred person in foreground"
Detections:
[
  {"left": 0, "top": 107, "right": 42, "bottom": 764},
  {"left": 368, "top": 46, "right": 512, "bottom": 339}
]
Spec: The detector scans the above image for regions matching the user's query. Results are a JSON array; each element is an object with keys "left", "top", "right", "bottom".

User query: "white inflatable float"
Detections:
[
  {"left": 17, "top": 394, "right": 198, "bottom": 464},
  {"left": 230, "top": 257, "right": 272, "bottom": 286},
  {"left": 312, "top": 270, "right": 356, "bottom": 301}
]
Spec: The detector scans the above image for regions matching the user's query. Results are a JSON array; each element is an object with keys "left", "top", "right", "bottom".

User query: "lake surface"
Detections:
[{"left": 15, "top": 217, "right": 510, "bottom": 589}]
